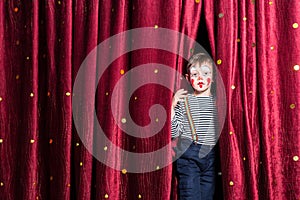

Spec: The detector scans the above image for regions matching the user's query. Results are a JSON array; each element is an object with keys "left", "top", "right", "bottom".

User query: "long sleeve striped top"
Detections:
[{"left": 171, "top": 94, "right": 218, "bottom": 145}]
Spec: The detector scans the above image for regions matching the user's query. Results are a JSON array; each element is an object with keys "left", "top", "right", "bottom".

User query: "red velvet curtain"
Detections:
[
  {"left": 215, "top": 1, "right": 300, "bottom": 199},
  {"left": 0, "top": 0, "right": 299, "bottom": 200}
]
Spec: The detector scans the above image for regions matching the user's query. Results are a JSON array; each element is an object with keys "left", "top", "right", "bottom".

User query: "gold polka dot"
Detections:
[
  {"left": 251, "top": 0, "right": 255, "bottom": 4},
  {"left": 30, "top": 92, "right": 34, "bottom": 97},
  {"left": 293, "top": 23, "right": 298, "bottom": 29},
  {"left": 120, "top": 69, "right": 125, "bottom": 75},
  {"left": 26, "top": 56, "right": 30, "bottom": 60},
  {"left": 156, "top": 166, "right": 160, "bottom": 170},
  {"left": 270, "top": 46, "right": 275, "bottom": 50},
  {"left": 269, "top": 1, "right": 273, "bottom": 5},
  {"left": 66, "top": 92, "right": 71, "bottom": 96},
  {"left": 252, "top": 43, "right": 256, "bottom": 47},
  {"left": 271, "top": 135, "right": 274, "bottom": 140},
  {"left": 134, "top": 96, "right": 138, "bottom": 100},
  {"left": 243, "top": 17, "right": 247, "bottom": 21},
  {"left": 76, "top": 143, "right": 79, "bottom": 146},
  {"left": 132, "top": 145, "right": 136, "bottom": 149},
  {"left": 30, "top": 139, "right": 35, "bottom": 143},
  {"left": 249, "top": 91, "right": 253, "bottom": 94},
  {"left": 155, "top": 118, "right": 159, "bottom": 122},
  {"left": 50, "top": 176, "right": 53, "bottom": 181},
  {"left": 121, "top": 118, "right": 127, "bottom": 123},
  {"left": 243, "top": 157, "right": 246, "bottom": 161},
  {"left": 16, "top": 40, "right": 20, "bottom": 45},
  {"left": 154, "top": 69, "right": 158, "bottom": 74},
  {"left": 47, "top": 92, "right": 51, "bottom": 96},
  {"left": 290, "top": 104, "right": 295, "bottom": 109},
  {"left": 0, "top": 182, "right": 3, "bottom": 186},
  {"left": 112, "top": 8, "right": 114, "bottom": 12},
  {"left": 104, "top": 146, "right": 108, "bottom": 151},
  {"left": 67, "top": 184, "right": 71, "bottom": 187},
  {"left": 217, "top": 59, "right": 222, "bottom": 65},
  {"left": 58, "top": 38, "right": 61, "bottom": 42},
  {"left": 0, "top": 97, "right": 2, "bottom": 102},
  {"left": 270, "top": 90, "right": 274, "bottom": 95},
  {"left": 293, "top": 156, "right": 299, "bottom": 161},
  {"left": 0, "top": 139, "right": 3, "bottom": 143},
  {"left": 218, "top": 13, "right": 224, "bottom": 18},
  {"left": 195, "top": 0, "right": 200, "bottom": 3},
  {"left": 49, "top": 139, "right": 53, "bottom": 144},
  {"left": 58, "top": 1, "right": 61, "bottom": 5},
  {"left": 14, "top": 7, "right": 19, "bottom": 12},
  {"left": 293, "top": 65, "right": 300, "bottom": 71},
  {"left": 16, "top": 74, "right": 20, "bottom": 79},
  {"left": 229, "top": 181, "right": 234, "bottom": 186},
  {"left": 231, "top": 85, "right": 236, "bottom": 90},
  {"left": 138, "top": 194, "right": 142, "bottom": 199},
  {"left": 154, "top": 25, "right": 159, "bottom": 29},
  {"left": 80, "top": 162, "right": 83, "bottom": 166},
  {"left": 105, "top": 92, "right": 109, "bottom": 96},
  {"left": 237, "top": 38, "right": 241, "bottom": 42},
  {"left": 229, "top": 131, "right": 233, "bottom": 135},
  {"left": 121, "top": 169, "right": 127, "bottom": 174},
  {"left": 104, "top": 194, "right": 109, "bottom": 199}
]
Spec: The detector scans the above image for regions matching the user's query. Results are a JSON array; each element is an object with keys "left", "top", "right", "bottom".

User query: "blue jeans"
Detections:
[{"left": 176, "top": 140, "right": 216, "bottom": 200}]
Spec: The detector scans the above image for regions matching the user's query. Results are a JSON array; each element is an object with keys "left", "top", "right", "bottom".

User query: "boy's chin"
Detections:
[
  {"left": 193, "top": 86, "right": 211, "bottom": 94},
  {"left": 193, "top": 87, "right": 209, "bottom": 92}
]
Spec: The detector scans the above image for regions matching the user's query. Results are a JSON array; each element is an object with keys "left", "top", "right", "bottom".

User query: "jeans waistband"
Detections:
[{"left": 179, "top": 138, "right": 215, "bottom": 148}]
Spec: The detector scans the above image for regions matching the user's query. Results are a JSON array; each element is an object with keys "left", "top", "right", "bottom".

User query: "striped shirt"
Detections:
[{"left": 171, "top": 94, "right": 218, "bottom": 145}]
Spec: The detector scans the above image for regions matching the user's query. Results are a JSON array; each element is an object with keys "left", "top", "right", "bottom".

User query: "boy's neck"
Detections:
[{"left": 193, "top": 89, "right": 211, "bottom": 97}]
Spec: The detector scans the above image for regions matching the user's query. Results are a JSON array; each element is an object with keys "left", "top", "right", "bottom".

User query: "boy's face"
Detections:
[{"left": 186, "top": 62, "right": 213, "bottom": 94}]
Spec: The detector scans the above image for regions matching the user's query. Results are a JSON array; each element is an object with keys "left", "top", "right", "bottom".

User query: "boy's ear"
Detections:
[{"left": 185, "top": 74, "right": 189, "bottom": 81}]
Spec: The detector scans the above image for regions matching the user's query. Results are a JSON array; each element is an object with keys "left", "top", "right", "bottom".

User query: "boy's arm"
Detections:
[
  {"left": 171, "top": 89, "right": 187, "bottom": 120},
  {"left": 170, "top": 89, "right": 187, "bottom": 138},
  {"left": 171, "top": 103, "right": 183, "bottom": 138}
]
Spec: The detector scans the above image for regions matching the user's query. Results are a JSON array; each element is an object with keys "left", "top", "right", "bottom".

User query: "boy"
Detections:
[{"left": 171, "top": 53, "right": 218, "bottom": 200}]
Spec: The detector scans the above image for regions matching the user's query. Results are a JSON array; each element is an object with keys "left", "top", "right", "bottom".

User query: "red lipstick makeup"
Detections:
[{"left": 198, "top": 82, "right": 203, "bottom": 88}]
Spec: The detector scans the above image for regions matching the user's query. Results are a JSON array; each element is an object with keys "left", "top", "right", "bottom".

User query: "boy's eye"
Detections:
[{"left": 200, "top": 65, "right": 212, "bottom": 74}]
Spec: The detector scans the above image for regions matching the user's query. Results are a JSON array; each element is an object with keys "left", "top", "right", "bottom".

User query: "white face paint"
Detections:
[{"left": 190, "top": 66, "right": 197, "bottom": 72}]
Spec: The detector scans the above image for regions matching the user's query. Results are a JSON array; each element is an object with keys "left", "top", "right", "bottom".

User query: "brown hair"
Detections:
[{"left": 186, "top": 52, "right": 213, "bottom": 73}]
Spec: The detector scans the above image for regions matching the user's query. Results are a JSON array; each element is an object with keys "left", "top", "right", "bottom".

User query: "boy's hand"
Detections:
[{"left": 172, "top": 89, "right": 188, "bottom": 108}]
